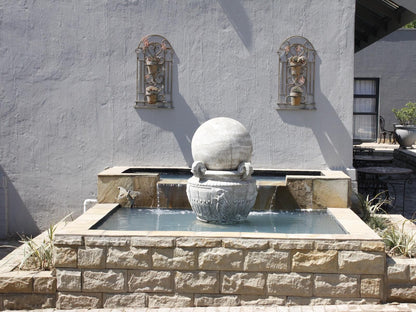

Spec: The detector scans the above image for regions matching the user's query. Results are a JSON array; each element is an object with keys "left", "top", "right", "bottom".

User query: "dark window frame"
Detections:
[{"left": 353, "top": 77, "right": 380, "bottom": 142}]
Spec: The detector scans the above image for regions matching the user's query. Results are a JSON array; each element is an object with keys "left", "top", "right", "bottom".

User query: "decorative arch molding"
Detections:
[
  {"left": 135, "top": 34, "right": 174, "bottom": 109},
  {"left": 277, "top": 36, "right": 316, "bottom": 110}
]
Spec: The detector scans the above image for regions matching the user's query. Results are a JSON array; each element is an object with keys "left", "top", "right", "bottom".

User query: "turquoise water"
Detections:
[{"left": 92, "top": 208, "right": 346, "bottom": 234}]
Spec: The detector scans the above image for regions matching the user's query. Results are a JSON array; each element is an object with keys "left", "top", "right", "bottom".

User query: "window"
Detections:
[{"left": 353, "top": 78, "right": 379, "bottom": 142}]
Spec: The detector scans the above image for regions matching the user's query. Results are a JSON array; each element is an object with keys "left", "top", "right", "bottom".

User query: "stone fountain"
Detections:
[{"left": 186, "top": 117, "right": 258, "bottom": 224}]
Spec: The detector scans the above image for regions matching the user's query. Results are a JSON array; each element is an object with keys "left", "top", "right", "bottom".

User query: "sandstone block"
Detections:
[
  {"left": 2, "top": 294, "right": 55, "bottom": 310},
  {"left": 78, "top": 247, "right": 106, "bottom": 268},
  {"left": 387, "top": 258, "right": 409, "bottom": 283},
  {"left": 315, "top": 240, "right": 360, "bottom": 251},
  {"left": 267, "top": 273, "right": 312, "bottom": 296},
  {"left": 175, "top": 271, "right": 219, "bottom": 293},
  {"left": 56, "top": 269, "right": 81, "bottom": 292},
  {"left": 388, "top": 285, "right": 416, "bottom": 301},
  {"left": 148, "top": 294, "right": 192, "bottom": 308},
  {"left": 221, "top": 272, "right": 266, "bottom": 295},
  {"left": 222, "top": 239, "right": 268, "bottom": 250},
  {"left": 270, "top": 239, "right": 314, "bottom": 250},
  {"left": 83, "top": 269, "right": 126, "bottom": 292},
  {"left": 128, "top": 270, "right": 173, "bottom": 292},
  {"left": 194, "top": 294, "right": 239, "bottom": 307},
  {"left": 198, "top": 247, "right": 243, "bottom": 270},
  {"left": 314, "top": 274, "right": 359, "bottom": 298},
  {"left": 131, "top": 237, "right": 175, "bottom": 248},
  {"left": 107, "top": 247, "right": 150, "bottom": 269},
  {"left": 176, "top": 237, "right": 222, "bottom": 248},
  {"left": 360, "top": 241, "right": 385, "bottom": 252},
  {"left": 292, "top": 250, "right": 337, "bottom": 273},
  {"left": 338, "top": 251, "right": 385, "bottom": 274},
  {"left": 244, "top": 249, "right": 289, "bottom": 272},
  {"left": 54, "top": 235, "right": 82, "bottom": 246},
  {"left": 33, "top": 271, "right": 56, "bottom": 293},
  {"left": 103, "top": 293, "right": 146, "bottom": 308},
  {"left": 312, "top": 179, "right": 349, "bottom": 208},
  {"left": 286, "top": 179, "right": 313, "bottom": 209},
  {"left": 56, "top": 292, "right": 102, "bottom": 309},
  {"left": 152, "top": 248, "right": 196, "bottom": 270},
  {"left": 240, "top": 295, "right": 285, "bottom": 306},
  {"left": 85, "top": 236, "right": 130, "bottom": 246},
  {"left": 410, "top": 263, "right": 416, "bottom": 282},
  {"left": 54, "top": 247, "right": 77, "bottom": 267},
  {"left": 0, "top": 272, "right": 33, "bottom": 293},
  {"left": 361, "top": 276, "right": 383, "bottom": 298}
]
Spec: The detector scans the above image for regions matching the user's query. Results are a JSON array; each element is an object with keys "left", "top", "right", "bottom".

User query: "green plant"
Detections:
[
  {"left": 354, "top": 191, "right": 389, "bottom": 222},
  {"left": 403, "top": 20, "right": 416, "bottom": 29},
  {"left": 392, "top": 102, "right": 416, "bottom": 125},
  {"left": 383, "top": 220, "right": 416, "bottom": 258},
  {"left": 19, "top": 224, "right": 56, "bottom": 270}
]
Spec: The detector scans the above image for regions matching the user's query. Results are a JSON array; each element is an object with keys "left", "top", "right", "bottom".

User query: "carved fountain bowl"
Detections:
[{"left": 186, "top": 174, "right": 257, "bottom": 224}]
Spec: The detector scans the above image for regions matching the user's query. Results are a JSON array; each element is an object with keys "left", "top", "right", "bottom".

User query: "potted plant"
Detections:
[
  {"left": 145, "top": 56, "right": 160, "bottom": 77},
  {"left": 392, "top": 102, "right": 416, "bottom": 148},
  {"left": 145, "top": 86, "right": 159, "bottom": 104},
  {"left": 289, "top": 86, "right": 303, "bottom": 106},
  {"left": 288, "top": 55, "right": 306, "bottom": 77}
]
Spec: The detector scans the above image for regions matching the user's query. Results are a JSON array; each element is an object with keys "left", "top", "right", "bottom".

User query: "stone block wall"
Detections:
[
  {"left": 387, "top": 257, "right": 416, "bottom": 302},
  {"left": 0, "top": 271, "right": 56, "bottom": 310},
  {"left": 54, "top": 236, "right": 386, "bottom": 309}
]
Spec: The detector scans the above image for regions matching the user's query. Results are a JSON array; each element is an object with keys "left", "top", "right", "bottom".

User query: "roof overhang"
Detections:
[{"left": 355, "top": 0, "right": 416, "bottom": 52}]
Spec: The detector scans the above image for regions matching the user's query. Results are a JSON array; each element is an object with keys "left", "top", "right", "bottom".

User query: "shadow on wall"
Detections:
[
  {"left": 217, "top": 0, "right": 253, "bottom": 52},
  {"left": 277, "top": 56, "right": 353, "bottom": 170},
  {"left": 0, "top": 166, "right": 39, "bottom": 239},
  {"left": 136, "top": 55, "right": 202, "bottom": 167}
]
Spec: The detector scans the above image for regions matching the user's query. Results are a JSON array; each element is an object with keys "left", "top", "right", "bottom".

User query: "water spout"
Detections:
[{"left": 116, "top": 186, "right": 140, "bottom": 208}]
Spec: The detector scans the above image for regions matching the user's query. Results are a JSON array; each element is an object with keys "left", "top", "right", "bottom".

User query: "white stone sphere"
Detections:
[{"left": 191, "top": 117, "right": 253, "bottom": 170}]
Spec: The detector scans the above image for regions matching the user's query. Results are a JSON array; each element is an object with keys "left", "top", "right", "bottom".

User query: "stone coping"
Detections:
[
  {"left": 98, "top": 167, "right": 350, "bottom": 179},
  {"left": 54, "top": 204, "right": 380, "bottom": 241}
]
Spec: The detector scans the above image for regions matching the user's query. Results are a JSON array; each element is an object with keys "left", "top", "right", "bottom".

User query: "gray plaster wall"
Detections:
[
  {"left": 0, "top": 0, "right": 355, "bottom": 235},
  {"left": 354, "top": 29, "right": 416, "bottom": 133}
]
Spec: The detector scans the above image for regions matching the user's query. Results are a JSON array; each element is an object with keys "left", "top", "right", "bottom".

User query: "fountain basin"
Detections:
[{"left": 53, "top": 204, "right": 385, "bottom": 309}]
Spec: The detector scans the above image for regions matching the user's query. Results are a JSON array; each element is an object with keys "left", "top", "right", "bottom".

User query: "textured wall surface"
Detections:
[
  {"left": 0, "top": 0, "right": 355, "bottom": 235},
  {"left": 355, "top": 29, "right": 416, "bottom": 131}
]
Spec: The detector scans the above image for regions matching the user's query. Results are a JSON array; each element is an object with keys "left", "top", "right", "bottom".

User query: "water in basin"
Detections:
[{"left": 92, "top": 208, "right": 346, "bottom": 234}]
